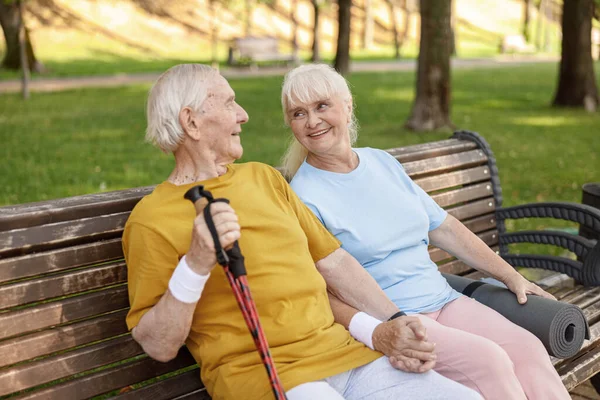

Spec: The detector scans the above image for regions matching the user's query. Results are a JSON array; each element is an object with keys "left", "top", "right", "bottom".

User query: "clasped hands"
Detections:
[{"left": 372, "top": 316, "right": 436, "bottom": 373}]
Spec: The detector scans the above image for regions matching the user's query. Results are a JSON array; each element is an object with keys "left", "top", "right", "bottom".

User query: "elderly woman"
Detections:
[
  {"left": 281, "top": 64, "right": 570, "bottom": 400},
  {"left": 123, "top": 64, "right": 481, "bottom": 400}
]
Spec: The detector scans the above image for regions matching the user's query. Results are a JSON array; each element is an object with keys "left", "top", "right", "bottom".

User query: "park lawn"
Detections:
[{"left": 1, "top": 63, "right": 598, "bottom": 226}]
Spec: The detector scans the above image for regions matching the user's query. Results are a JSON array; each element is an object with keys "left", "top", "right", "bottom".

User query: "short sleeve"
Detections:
[
  {"left": 123, "top": 222, "right": 179, "bottom": 330},
  {"left": 387, "top": 152, "right": 448, "bottom": 231},
  {"left": 409, "top": 179, "right": 448, "bottom": 231},
  {"left": 271, "top": 167, "right": 341, "bottom": 262}
]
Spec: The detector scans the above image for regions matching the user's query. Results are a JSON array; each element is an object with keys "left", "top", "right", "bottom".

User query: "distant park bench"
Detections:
[
  {"left": 1, "top": 131, "right": 600, "bottom": 398},
  {"left": 499, "top": 34, "right": 536, "bottom": 54},
  {"left": 227, "top": 36, "right": 298, "bottom": 68}
]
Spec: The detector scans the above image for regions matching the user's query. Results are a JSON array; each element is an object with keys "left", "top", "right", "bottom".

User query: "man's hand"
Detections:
[
  {"left": 372, "top": 316, "right": 436, "bottom": 373},
  {"left": 503, "top": 272, "right": 556, "bottom": 304},
  {"left": 186, "top": 202, "right": 241, "bottom": 275}
]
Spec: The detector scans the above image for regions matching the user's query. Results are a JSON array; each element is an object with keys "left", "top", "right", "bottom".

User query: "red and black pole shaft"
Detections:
[{"left": 184, "top": 186, "right": 287, "bottom": 400}]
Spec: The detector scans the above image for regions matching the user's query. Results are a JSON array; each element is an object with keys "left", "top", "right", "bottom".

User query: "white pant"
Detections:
[{"left": 286, "top": 356, "right": 482, "bottom": 400}]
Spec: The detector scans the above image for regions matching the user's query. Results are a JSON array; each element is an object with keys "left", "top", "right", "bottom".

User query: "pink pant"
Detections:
[{"left": 419, "top": 296, "right": 570, "bottom": 400}]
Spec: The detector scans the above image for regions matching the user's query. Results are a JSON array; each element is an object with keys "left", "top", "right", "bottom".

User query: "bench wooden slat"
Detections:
[
  {"left": 461, "top": 213, "right": 497, "bottom": 233},
  {"left": 402, "top": 150, "right": 488, "bottom": 178},
  {"left": 553, "top": 286, "right": 581, "bottom": 300},
  {"left": 0, "top": 335, "right": 142, "bottom": 395},
  {"left": 447, "top": 198, "right": 496, "bottom": 221},
  {"left": 572, "top": 288, "right": 600, "bottom": 309},
  {"left": 13, "top": 349, "right": 197, "bottom": 400},
  {"left": 0, "top": 309, "right": 129, "bottom": 368},
  {"left": 431, "top": 182, "right": 494, "bottom": 208},
  {"left": 0, "top": 186, "right": 152, "bottom": 232},
  {"left": 389, "top": 139, "right": 479, "bottom": 163},
  {"left": 172, "top": 388, "right": 212, "bottom": 400},
  {"left": 561, "top": 287, "right": 600, "bottom": 305},
  {"left": 414, "top": 166, "right": 492, "bottom": 193},
  {"left": 109, "top": 369, "right": 205, "bottom": 400},
  {"left": 0, "top": 262, "right": 127, "bottom": 310},
  {"left": 0, "top": 239, "right": 123, "bottom": 284},
  {"left": 0, "top": 285, "right": 128, "bottom": 340},
  {"left": 0, "top": 212, "right": 129, "bottom": 257},
  {"left": 438, "top": 259, "right": 473, "bottom": 275},
  {"left": 559, "top": 336, "right": 600, "bottom": 390}
]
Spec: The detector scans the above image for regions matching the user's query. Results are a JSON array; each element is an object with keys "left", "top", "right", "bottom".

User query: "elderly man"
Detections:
[{"left": 123, "top": 64, "right": 481, "bottom": 400}]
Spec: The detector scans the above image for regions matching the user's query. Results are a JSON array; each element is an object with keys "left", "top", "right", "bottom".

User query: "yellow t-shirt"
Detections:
[{"left": 123, "top": 162, "right": 380, "bottom": 400}]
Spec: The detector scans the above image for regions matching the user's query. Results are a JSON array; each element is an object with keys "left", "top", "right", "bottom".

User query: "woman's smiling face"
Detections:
[{"left": 287, "top": 94, "right": 352, "bottom": 156}]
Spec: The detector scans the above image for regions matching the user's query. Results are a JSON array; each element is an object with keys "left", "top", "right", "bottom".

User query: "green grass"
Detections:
[{"left": 1, "top": 63, "right": 599, "bottom": 209}]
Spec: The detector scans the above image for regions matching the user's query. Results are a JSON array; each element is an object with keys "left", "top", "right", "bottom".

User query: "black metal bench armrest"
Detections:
[
  {"left": 497, "top": 202, "right": 600, "bottom": 232},
  {"left": 497, "top": 203, "right": 600, "bottom": 286},
  {"left": 503, "top": 254, "right": 586, "bottom": 283},
  {"left": 500, "top": 230, "right": 596, "bottom": 259}
]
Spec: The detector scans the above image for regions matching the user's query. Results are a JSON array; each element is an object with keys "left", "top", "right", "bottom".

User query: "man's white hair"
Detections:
[
  {"left": 146, "top": 64, "right": 219, "bottom": 153},
  {"left": 280, "top": 63, "right": 358, "bottom": 179}
]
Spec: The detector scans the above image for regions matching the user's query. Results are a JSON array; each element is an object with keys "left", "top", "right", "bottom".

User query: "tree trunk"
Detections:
[
  {"left": 450, "top": 0, "right": 457, "bottom": 56},
  {"left": 311, "top": 0, "right": 321, "bottom": 62},
  {"left": 334, "top": 0, "right": 351, "bottom": 75},
  {"left": 400, "top": 0, "right": 410, "bottom": 48},
  {"left": 387, "top": 0, "right": 400, "bottom": 58},
  {"left": 405, "top": 0, "right": 453, "bottom": 131},
  {"left": 552, "top": 0, "right": 599, "bottom": 112},
  {"left": 535, "top": 0, "right": 545, "bottom": 50},
  {"left": 522, "top": 0, "right": 531, "bottom": 42},
  {"left": 209, "top": 0, "right": 219, "bottom": 69},
  {"left": 362, "top": 0, "right": 374, "bottom": 49},
  {"left": 0, "top": 0, "right": 42, "bottom": 72},
  {"left": 291, "top": 0, "right": 299, "bottom": 60},
  {"left": 18, "top": 0, "right": 29, "bottom": 99}
]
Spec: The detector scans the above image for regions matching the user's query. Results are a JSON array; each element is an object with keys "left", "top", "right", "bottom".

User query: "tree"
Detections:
[
  {"left": 522, "top": 0, "right": 532, "bottom": 42},
  {"left": 334, "top": 0, "right": 352, "bottom": 75},
  {"left": 362, "top": 0, "right": 373, "bottom": 49},
  {"left": 208, "top": 0, "right": 219, "bottom": 69},
  {"left": 405, "top": 0, "right": 453, "bottom": 131},
  {"left": 291, "top": 0, "right": 298, "bottom": 60},
  {"left": 0, "top": 0, "right": 43, "bottom": 72},
  {"left": 387, "top": 0, "right": 411, "bottom": 59},
  {"left": 17, "top": 0, "right": 28, "bottom": 98},
  {"left": 387, "top": 0, "right": 400, "bottom": 58},
  {"left": 311, "top": 0, "right": 325, "bottom": 62},
  {"left": 552, "top": 0, "right": 599, "bottom": 112}
]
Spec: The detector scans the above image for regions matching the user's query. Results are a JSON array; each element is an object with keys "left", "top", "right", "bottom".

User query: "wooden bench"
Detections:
[
  {"left": 2, "top": 130, "right": 599, "bottom": 399},
  {"left": 227, "top": 36, "right": 298, "bottom": 68}
]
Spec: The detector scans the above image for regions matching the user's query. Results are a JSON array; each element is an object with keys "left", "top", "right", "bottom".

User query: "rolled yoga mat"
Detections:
[{"left": 442, "top": 273, "right": 590, "bottom": 358}]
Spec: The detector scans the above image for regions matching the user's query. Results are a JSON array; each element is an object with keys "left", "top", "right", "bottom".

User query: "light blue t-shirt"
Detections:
[{"left": 290, "top": 147, "right": 461, "bottom": 314}]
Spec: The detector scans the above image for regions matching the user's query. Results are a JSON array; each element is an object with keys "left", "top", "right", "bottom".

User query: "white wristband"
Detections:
[
  {"left": 348, "top": 312, "right": 382, "bottom": 350},
  {"left": 168, "top": 256, "right": 210, "bottom": 304}
]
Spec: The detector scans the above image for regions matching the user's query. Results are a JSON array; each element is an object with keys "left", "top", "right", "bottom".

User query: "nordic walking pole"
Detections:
[{"left": 184, "top": 185, "right": 287, "bottom": 400}]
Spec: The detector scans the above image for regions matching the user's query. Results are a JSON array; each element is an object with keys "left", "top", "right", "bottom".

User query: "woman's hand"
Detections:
[
  {"left": 503, "top": 272, "right": 556, "bottom": 304},
  {"left": 372, "top": 316, "right": 437, "bottom": 373}
]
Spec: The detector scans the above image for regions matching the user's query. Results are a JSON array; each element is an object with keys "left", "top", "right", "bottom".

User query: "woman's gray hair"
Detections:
[
  {"left": 146, "top": 64, "right": 219, "bottom": 153},
  {"left": 280, "top": 63, "right": 358, "bottom": 179}
]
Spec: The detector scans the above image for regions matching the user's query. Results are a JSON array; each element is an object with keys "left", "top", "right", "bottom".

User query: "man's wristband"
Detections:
[
  {"left": 387, "top": 310, "right": 407, "bottom": 321},
  {"left": 168, "top": 255, "right": 210, "bottom": 304},
  {"left": 348, "top": 312, "right": 382, "bottom": 350}
]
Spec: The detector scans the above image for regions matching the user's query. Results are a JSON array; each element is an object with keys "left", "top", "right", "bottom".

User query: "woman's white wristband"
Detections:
[
  {"left": 168, "top": 256, "right": 210, "bottom": 304},
  {"left": 349, "top": 312, "right": 382, "bottom": 350}
]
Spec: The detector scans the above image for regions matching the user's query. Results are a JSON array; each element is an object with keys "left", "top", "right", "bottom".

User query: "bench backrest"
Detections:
[
  {"left": 235, "top": 36, "right": 281, "bottom": 58},
  {"left": 0, "top": 132, "right": 499, "bottom": 398}
]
